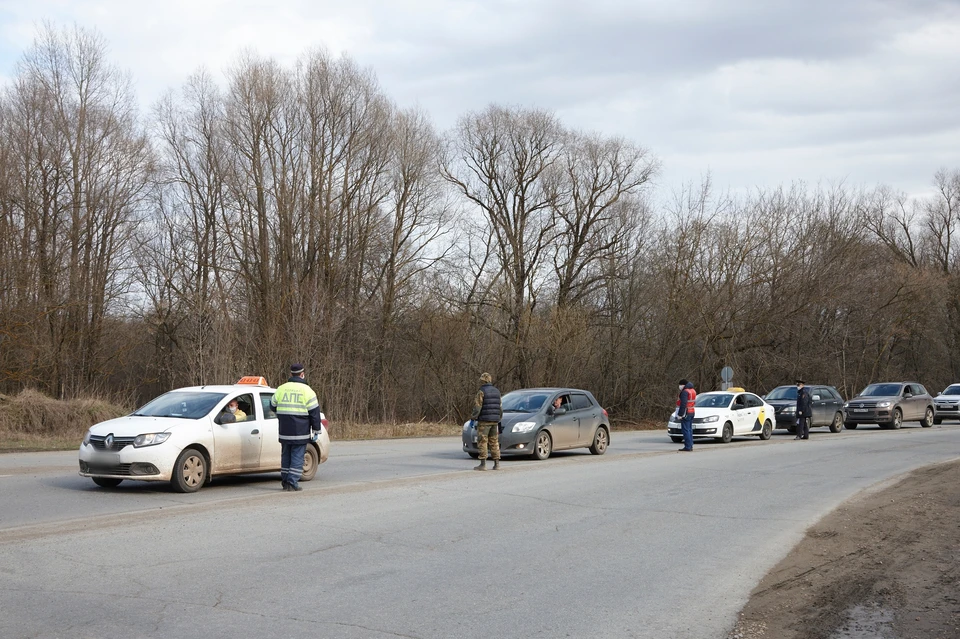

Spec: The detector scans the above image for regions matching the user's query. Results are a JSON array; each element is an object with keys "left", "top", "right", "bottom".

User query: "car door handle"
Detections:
[{"left": 250, "top": 429, "right": 260, "bottom": 435}]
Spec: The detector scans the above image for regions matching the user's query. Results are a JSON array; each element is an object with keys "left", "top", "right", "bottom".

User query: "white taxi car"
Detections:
[
  {"left": 667, "top": 388, "right": 775, "bottom": 443},
  {"left": 78, "top": 377, "right": 330, "bottom": 492}
]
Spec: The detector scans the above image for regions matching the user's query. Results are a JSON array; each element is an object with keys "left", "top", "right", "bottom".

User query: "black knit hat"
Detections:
[{"left": 290, "top": 363, "right": 305, "bottom": 374}]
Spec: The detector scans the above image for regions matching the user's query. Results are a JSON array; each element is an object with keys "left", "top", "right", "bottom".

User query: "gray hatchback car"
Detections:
[{"left": 462, "top": 388, "right": 610, "bottom": 460}]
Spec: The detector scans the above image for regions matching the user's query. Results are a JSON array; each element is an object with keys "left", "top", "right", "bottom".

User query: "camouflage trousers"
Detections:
[{"left": 476, "top": 421, "right": 500, "bottom": 460}]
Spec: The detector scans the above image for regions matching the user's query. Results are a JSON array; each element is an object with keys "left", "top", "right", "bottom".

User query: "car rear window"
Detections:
[{"left": 570, "top": 394, "right": 592, "bottom": 410}]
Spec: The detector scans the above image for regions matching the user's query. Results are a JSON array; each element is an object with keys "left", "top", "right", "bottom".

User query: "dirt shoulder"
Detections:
[{"left": 728, "top": 459, "right": 960, "bottom": 639}]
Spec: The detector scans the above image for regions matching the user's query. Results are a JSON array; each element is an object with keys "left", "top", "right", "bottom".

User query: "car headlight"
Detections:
[
  {"left": 877, "top": 401, "right": 892, "bottom": 408},
  {"left": 133, "top": 432, "right": 171, "bottom": 447},
  {"left": 82, "top": 429, "right": 92, "bottom": 446},
  {"left": 701, "top": 415, "right": 719, "bottom": 423},
  {"left": 782, "top": 406, "right": 796, "bottom": 413},
  {"left": 669, "top": 413, "right": 679, "bottom": 423},
  {"left": 512, "top": 421, "right": 537, "bottom": 433}
]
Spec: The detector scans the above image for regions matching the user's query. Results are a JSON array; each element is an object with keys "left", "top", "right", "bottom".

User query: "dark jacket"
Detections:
[
  {"left": 677, "top": 382, "right": 696, "bottom": 418},
  {"left": 796, "top": 387, "right": 813, "bottom": 417},
  {"left": 473, "top": 383, "right": 502, "bottom": 423}
]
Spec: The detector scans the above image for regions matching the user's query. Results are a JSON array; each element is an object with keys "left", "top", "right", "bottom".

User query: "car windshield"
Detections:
[
  {"left": 942, "top": 385, "right": 960, "bottom": 396},
  {"left": 501, "top": 391, "right": 549, "bottom": 412},
  {"left": 695, "top": 394, "right": 732, "bottom": 408},
  {"left": 765, "top": 386, "right": 798, "bottom": 400},
  {"left": 859, "top": 383, "right": 903, "bottom": 397},
  {"left": 132, "top": 391, "right": 227, "bottom": 419}
]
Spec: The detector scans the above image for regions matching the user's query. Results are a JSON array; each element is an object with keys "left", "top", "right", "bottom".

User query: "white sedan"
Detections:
[
  {"left": 79, "top": 377, "right": 330, "bottom": 492},
  {"left": 667, "top": 388, "right": 775, "bottom": 443}
]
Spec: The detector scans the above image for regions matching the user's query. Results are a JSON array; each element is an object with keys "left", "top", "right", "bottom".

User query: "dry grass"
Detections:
[
  {"left": 330, "top": 421, "right": 463, "bottom": 440},
  {"left": 0, "top": 389, "right": 129, "bottom": 452}
]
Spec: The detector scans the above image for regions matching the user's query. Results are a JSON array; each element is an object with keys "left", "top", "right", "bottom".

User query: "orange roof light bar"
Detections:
[{"left": 237, "top": 376, "right": 269, "bottom": 386}]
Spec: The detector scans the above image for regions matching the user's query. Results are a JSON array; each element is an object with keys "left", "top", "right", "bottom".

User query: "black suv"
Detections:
[
  {"left": 764, "top": 385, "right": 846, "bottom": 433},
  {"left": 843, "top": 382, "right": 935, "bottom": 429}
]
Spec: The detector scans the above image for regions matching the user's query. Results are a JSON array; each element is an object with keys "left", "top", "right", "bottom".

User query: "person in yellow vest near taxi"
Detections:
[{"left": 270, "top": 363, "right": 321, "bottom": 491}]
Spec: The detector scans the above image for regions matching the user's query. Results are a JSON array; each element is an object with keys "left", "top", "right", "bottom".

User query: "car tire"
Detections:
[
  {"left": 533, "top": 430, "right": 552, "bottom": 460},
  {"left": 720, "top": 422, "right": 733, "bottom": 444},
  {"left": 301, "top": 445, "right": 319, "bottom": 481},
  {"left": 171, "top": 447, "right": 207, "bottom": 493},
  {"left": 891, "top": 408, "right": 902, "bottom": 429},
  {"left": 829, "top": 412, "right": 843, "bottom": 433},
  {"left": 845, "top": 422, "right": 857, "bottom": 430},
  {"left": 759, "top": 420, "right": 773, "bottom": 440},
  {"left": 92, "top": 477, "right": 122, "bottom": 488},
  {"left": 589, "top": 426, "right": 609, "bottom": 455},
  {"left": 920, "top": 407, "right": 934, "bottom": 428},
  {"left": 670, "top": 436, "right": 684, "bottom": 444},
  {"left": 468, "top": 452, "right": 480, "bottom": 459}
]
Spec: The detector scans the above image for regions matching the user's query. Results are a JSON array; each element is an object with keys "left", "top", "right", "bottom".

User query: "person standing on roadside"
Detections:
[
  {"left": 677, "top": 379, "right": 696, "bottom": 452},
  {"left": 471, "top": 372, "right": 502, "bottom": 471},
  {"left": 270, "top": 363, "right": 321, "bottom": 491},
  {"left": 795, "top": 379, "right": 812, "bottom": 440}
]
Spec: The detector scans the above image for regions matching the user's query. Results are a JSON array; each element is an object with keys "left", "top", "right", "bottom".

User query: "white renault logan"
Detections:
[{"left": 78, "top": 377, "right": 330, "bottom": 492}]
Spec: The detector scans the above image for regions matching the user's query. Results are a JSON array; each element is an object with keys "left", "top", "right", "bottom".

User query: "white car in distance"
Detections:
[
  {"left": 934, "top": 383, "right": 960, "bottom": 424},
  {"left": 79, "top": 377, "right": 330, "bottom": 492},
  {"left": 668, "top": 388, "right": 775, "bottom": 443}
]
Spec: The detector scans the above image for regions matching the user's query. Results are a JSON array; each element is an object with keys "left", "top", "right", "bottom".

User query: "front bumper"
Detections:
[
  {"left": 78, "top": 443, "right": 175, "bottom": 481},
  {"left": 844, "top": 409, "right": 893, "bottom": 424},
  {"left": 462, "top": 425, "right": 537, "bottom": 457},
  {"left": 667, "top": 425, "right": 721, "bottom": 439},
  {"left": 935, "top": 402, "right": 959, "bottom": 421}
]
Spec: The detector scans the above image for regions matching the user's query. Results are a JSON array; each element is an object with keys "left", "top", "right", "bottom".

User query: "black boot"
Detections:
[
  {"left": 492, "top": 459, "right": 500, "bottom": 470},
  {"left": 474, "top": 459, "right": 486, "bottom": 471}
]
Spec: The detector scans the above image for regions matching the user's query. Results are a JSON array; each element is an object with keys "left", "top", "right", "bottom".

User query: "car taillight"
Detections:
[
  {"left": 321, "top": 418, "right": 329, "bottom": 429},
  {"left": 602, "top": 408, "right": 608, "bottom": 417}
]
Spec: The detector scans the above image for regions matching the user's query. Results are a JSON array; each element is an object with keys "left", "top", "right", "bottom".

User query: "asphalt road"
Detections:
[{"left": 1, "top": 424, "right": 959, "bottom": 639}]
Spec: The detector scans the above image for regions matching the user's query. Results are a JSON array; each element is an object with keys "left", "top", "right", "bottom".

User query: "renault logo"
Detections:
[{"left": 105, "top": 434, "right": 114, "bottom": 450}]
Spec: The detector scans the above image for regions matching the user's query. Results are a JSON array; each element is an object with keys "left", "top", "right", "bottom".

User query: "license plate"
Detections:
[
  {"left": 94, "top": 453, "right": 120, "bottom": 465},
  {"left": 852, "top": 409, "right": 867, "bottom": 413}
]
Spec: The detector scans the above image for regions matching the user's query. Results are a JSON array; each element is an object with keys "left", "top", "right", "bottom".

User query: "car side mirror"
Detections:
[
  {"left": 553, "top": 407, "right": 567, "bottom": 415},
  {"left": 812, "top": 395, "right": 821, "bottom": 401},
  {"left": 936, "top": 391, "right": 941, "bottom": 396},
  {"left": 904, "top": 392, "right": 913, "bottom": 398}
]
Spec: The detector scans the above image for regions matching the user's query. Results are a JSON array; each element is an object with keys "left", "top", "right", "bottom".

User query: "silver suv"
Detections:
[
  {"left": 934, "top": 384, "right": 960, "bottom": 424},
  {"left": 843, "top": 382, "right": 935, "bottom": 430}
]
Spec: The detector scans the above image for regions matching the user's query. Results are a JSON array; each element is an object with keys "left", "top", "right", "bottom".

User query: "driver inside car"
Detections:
[{"left": 220, "top": 398, "right": 246, "bottom": 423}]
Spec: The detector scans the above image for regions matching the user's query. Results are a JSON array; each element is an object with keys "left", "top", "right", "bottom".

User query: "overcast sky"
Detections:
[{"left": 1, "top": 0, "right": 958, "bottom": 198}]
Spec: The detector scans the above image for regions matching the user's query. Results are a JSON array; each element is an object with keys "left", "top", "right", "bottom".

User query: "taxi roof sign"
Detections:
[
  {"left": 727, "top": 387, "right": 745, "bottom": 392},
  {"left": 237, "top": 376, "right": 268, "bottom": 386}
]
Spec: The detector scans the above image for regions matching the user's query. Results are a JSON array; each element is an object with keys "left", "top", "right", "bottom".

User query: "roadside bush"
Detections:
[{"left": 0, "top": 389, "right": 129, "bottom": 436}]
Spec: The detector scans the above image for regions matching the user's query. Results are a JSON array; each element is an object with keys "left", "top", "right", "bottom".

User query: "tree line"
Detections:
[{"left": 1, "top": 25, "right": 959, "bottom": 424}]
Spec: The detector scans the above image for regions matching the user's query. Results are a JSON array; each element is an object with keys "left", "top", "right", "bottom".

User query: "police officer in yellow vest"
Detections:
[{"left": 270, "top": 363, "right": 321, "bottom": 491}]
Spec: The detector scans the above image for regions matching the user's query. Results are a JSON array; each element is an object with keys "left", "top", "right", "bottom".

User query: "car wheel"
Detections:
[
  {"left": 844, "top": 422, "right": 857, "bottom": 430},
  {"left": 829, "top": 412, "right": 843, "bottom": 433},
  {"left": 891, "top": 408, "right": 902, "bottom": 429},
  {"left": 301, "top": 445, "right": 319, "bottom": 481},
  {"left": 533, "top": 430, "right": 552, "bottom": 460},
  {"left": 171, "top": 447, "right": 207, "bottom": 493},
  {"left": 92, "top": 477, "right": 122, "bottom": 488},
  {"left": 934, "top": 417, "right": 943, "bottom": 425},
  {"left": 589, "top": 427, "right": 609, "bottom": 455},
  {"left": 670, "top": 436, "right": 683, "bottom": 444},
  {"left": 468, "top": 452, "right": 480, "bottom": 459},
  {"left": 920, "top": 407, "right": 934, "bottom": 428},
  {"left": 720, "top": 422, "right": 733, "bottom": 444},
  {"left": 759, "top": 420, "right": 773, "bottom": 440}
]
